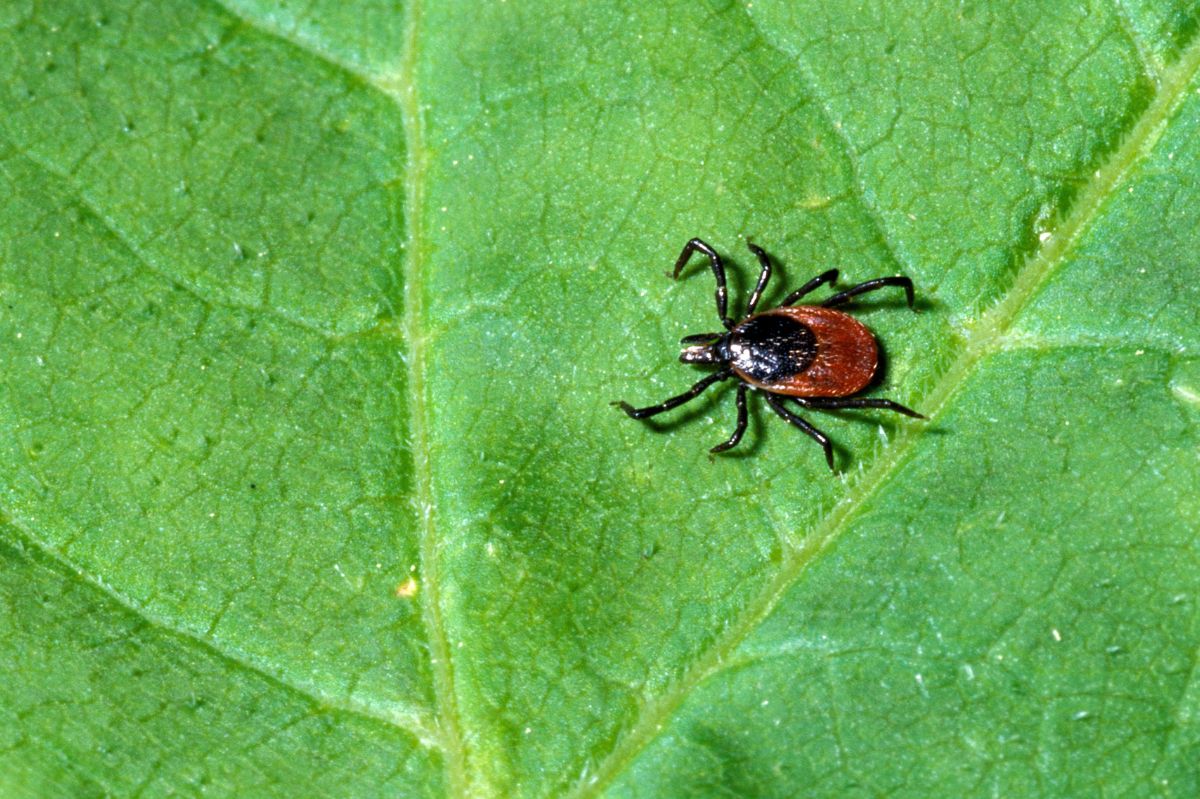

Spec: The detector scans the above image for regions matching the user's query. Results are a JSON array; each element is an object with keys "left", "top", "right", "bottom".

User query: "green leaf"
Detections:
[{"left": 1, "top": 1, "right": 1198, "bottom": 797}]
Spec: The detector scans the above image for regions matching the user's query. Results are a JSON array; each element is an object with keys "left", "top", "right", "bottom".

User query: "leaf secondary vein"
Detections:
[
  {"left": 0, "top": 142, "right": 338, "bottom": 340},
  {"left": 205, "top": 0, "right": 407, "bottom": 101},
  {"left": 1110, "top": 0, "right": 1164, "bottom": 84},
  {"left": 568, "top": 30, "right": 1200, "bottom": 799},
  {"left": 741, "top": 15, "right": 912, "bottom": 282},
  {"left": 0, "top": 511, "right": 439, "bottom": 747}
]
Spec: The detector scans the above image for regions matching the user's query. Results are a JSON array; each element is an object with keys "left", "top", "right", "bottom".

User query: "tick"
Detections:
[{"left": 613, "top": 238, "right": 925, "bottom": 470}]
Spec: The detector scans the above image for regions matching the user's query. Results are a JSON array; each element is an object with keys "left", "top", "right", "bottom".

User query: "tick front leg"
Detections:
[
  {"left": 710, "top": 384, "right": 749, "bottom": 453},
  {"left": 613, "top": 370, "right": 730, "bottom": 419},
  {"left": 680, "top": 332, "right": 724, "bottom": 345},
  {"left": 672, "top": 238, "right": 734, "bottom": 329},
  {"left": 764, "top": 393, "right": 834, "bottom": 471},
  {"left": 781, "top": 269, "right": 839, "bottom": 306},
  {"left": 796, "top": 396, "right": 925, "bottom": 419},
  {"left": 822, "top": 276, "right": 914, "bottom": 310},
  {"left": 744, "top": 241, "right": 773, "bottom": 316}
]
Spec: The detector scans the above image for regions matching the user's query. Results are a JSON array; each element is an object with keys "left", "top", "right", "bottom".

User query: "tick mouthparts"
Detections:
[{"left": 680, "top": 343, "right": 722, "bottom": 364}]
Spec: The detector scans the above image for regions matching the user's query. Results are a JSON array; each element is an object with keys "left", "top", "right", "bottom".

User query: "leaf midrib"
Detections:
[
  {"left": 394, "top": 1, "right": 471, "bottom": 796},
  {"left": 5, "top": 0, "right": 472, "bottom": 788},
  {"left": 567, "top": 29, "right": 1200, "bottom": 799},
  {"left": 0, "top": 138, "right": 443, "bottom": 748},
  {"left": 6, "top": 5, "right": 1194, "bottom": 796},
  {"left": 200, "top": 1, "right": 471, "bottom": 791}
]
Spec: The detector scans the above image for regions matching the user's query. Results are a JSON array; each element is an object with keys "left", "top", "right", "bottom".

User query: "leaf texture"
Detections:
[{"left": 1, "top": 1, "right": 1198, "bottom": 797}]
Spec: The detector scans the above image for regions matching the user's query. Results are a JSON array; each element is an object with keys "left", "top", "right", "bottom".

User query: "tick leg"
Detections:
[
  {"left": 673, "top": 238, "right": 734, "bottom": 329},
  {"left": 744, "top": 241, "right": 773, "bottom": 316},
  {"left": 796, "top": 396, "right": 926, "bottom": 419},
  {"left": 710, "top": 384, "right": 749, "bottom": 453},
  {"left": 781, "top": 269, "right": 839, "bottom": 306},
  {"left": 822, "top": 276, "right": 914, "bottom": 310},
  {"left": 680, "top": 332, "right": 723, "bottom": 345},
  {"left": 764, "top": 393, "right": 834, "bottom": 471},
  {"left": 613, "top": 370, "right": 730, "bottom": 419}
]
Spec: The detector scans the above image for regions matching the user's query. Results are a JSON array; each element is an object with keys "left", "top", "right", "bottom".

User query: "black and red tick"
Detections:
[{"left": 614, "top": 238, "right": 925, "bottom": 470}]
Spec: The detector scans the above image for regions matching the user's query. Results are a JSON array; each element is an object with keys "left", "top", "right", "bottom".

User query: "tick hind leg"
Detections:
[
  {"left": 710, "top": 384, "right": 749, "bottom": 453},
  {"left": 673, "top": 238, "right": 734, "bottom": 329},
  {"left": 822, "top": 276, "right": 914, "bottom": 309},
  {"left": 796, "top": 397, "right": 925, "bottom": 419},
  {"left": 764, "top": 393, "right": 834, "bottom": 471},
  {"left": 613, "top": 370, "right": 730, "bottom": 419}
]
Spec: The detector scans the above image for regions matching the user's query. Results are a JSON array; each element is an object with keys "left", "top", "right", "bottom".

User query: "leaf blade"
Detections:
[{"left": 2, "top": 0, "right": 1200, "bottom": 796}]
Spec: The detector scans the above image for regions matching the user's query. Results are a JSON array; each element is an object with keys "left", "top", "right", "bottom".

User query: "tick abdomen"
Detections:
[{"left": 731, "top": 307, "right": 878, "bottom": 397}]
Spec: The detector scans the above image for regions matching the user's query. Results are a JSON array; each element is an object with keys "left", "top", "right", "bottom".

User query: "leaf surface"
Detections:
[{"left": 1, "top": 1, "right": 1198, "bottom": 797}]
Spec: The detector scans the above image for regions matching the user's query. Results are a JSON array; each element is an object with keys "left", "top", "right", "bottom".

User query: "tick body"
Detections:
[
  {"left": 721, "top": 306, "right": 877, "bottom": 396},
  {"left": 614, "top": 239, "right": 924, "bottom": 470}
]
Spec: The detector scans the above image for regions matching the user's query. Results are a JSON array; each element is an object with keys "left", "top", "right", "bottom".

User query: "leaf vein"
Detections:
[
  {"left": 1110, "top": 0, "right": 1164, "bottom": 85},
  {"left": 0, "top": 142, "right": 337, "bottom": 339},
  {"left": 740, "top": 15, "right": 912, "bottom": 280},
  {"left": 567, "top": 27, "right": 1200, "bottom": 799},
  {"left": 203, "top": 0, "right": 406, "bottom": 102},
  {"left": 395, "top": 1, "right": 470, "bottom": 795},
  {"left": 0, "top": 511, "right": 440, "bottom": 748}
]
